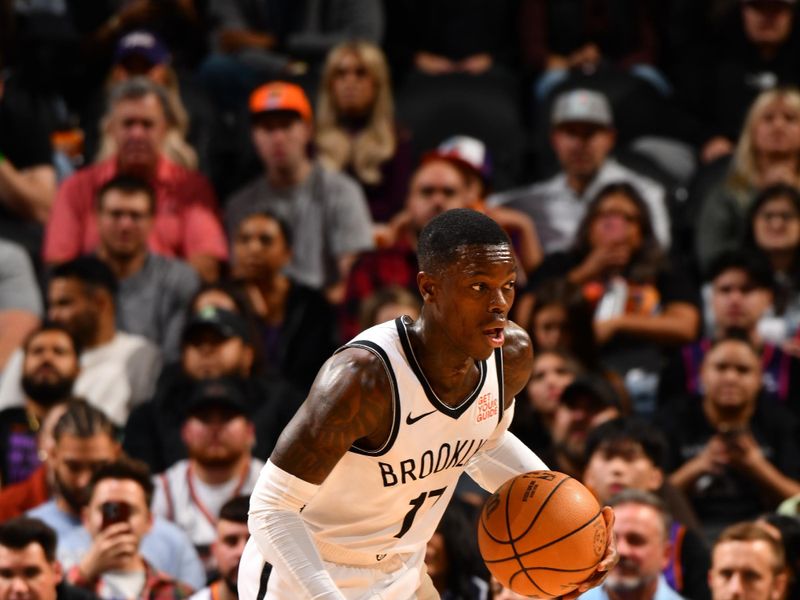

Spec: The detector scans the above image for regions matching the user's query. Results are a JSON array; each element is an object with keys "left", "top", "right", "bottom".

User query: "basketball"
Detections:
[{"left": 478, "top": 470, "right": 607, "bottom": 598}]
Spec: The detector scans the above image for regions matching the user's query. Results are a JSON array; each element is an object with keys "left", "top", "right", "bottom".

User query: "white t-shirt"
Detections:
[{"left": 0, "top": 331, "right": 162, "bottom": 425}]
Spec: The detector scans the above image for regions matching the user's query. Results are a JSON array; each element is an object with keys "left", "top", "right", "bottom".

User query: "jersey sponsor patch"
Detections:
[{"left": 475, "top": 393, "right": 498, "bottom": 423}]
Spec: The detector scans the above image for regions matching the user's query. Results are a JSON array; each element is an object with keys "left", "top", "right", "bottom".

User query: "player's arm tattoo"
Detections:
[
  {"left": 501, "top": 322, "right": 534, "bottom": 406},
  {"left": 270, "top": 348, "right": 392, "bottom": 484}
]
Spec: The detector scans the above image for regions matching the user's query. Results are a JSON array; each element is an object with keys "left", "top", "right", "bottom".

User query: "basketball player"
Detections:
[{"left": 239, "top": 209, "right": 618, "bottom": 599}]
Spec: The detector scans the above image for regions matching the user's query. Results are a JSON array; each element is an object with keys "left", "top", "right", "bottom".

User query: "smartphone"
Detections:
[{"left": 101, "top": 501, "right": 131, "bottom": 530}]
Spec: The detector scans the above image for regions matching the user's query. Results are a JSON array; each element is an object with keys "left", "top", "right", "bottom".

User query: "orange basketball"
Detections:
[{"left": 478, "top": 470, "right": 607, "bottom": 598}]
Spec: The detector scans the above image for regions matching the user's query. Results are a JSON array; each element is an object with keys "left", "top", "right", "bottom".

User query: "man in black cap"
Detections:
[
  {"left": 123, "top": 306, "right": 303, "bottom": 474},
  {"left": 549, "top": 374, "right": 622, "bottom": 477},
  {"left": 151, "top": 379, "right": 263, "bottom": 577}
]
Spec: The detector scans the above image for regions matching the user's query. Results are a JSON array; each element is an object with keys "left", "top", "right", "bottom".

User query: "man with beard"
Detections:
[
  {"left": 18, "top": 401, "right": 204, "bottom": 589},
  {"left": 581, "top": 489, "right": 686, "bottom": 600},
  {"left": 0, "top": 256, "right": 162, "bottom": 426},
  {"left": 188, "top": 496, "right": 251, "bottom": 600},
  {"left": 94, "top": 174, "right": 199, "bottom": 361},
  {"left": 659, "top": 332, "right": 800, "bottom": 542},
  {"left": 151, "top": 380, "right": 263, "bottom": 575},
  {"left": 0, "top": 324, "right": 80, "bottom": 487},
  {"left": 548, "top": 374, "right": 622, "bottom": 478}
]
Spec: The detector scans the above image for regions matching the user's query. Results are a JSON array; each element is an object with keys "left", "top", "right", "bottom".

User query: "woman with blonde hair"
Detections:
[
  {"left": 696, "top": 87, "right": 800, "bottom": 270},
  {"left": 316, "top": 40, "right": 413, "bottom": 223}
]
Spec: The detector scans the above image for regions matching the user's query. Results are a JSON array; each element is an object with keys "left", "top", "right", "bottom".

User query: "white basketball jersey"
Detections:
[{"left": 301, "top": 317, "right": 506, "bottom": 557}]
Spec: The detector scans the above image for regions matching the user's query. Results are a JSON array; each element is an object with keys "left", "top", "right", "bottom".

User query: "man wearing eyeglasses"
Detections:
[{"left": 94, "top": 174, "right": 199, "bottom": 361}]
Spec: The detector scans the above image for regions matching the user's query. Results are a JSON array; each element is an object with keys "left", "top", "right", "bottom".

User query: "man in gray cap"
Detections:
[{"left": 490, "top": 88, "right": 670, "bottom": 254}]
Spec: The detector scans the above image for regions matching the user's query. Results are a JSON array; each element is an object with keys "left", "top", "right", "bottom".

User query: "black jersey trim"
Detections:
[
  {"left": 395, "top": 316, "right": 487, "bottom": 420},
  {"left": 255, "top": 561, "right": 272, "bottom": 600},
  {"left": 495, "top": 347, "right": 504, "bottom": 423},
  {"left": 338, "top": 340, "right": 401, "bottom": 457}
]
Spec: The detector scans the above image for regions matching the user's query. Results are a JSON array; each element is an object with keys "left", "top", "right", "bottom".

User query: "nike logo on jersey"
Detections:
[{"left": 405, "top": 409, "right": 437, "bottom": 425}]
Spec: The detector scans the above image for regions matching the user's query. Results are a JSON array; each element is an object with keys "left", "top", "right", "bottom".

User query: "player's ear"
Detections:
[{"left": 417, "top": 271, "right": 436, "bottom": 302}]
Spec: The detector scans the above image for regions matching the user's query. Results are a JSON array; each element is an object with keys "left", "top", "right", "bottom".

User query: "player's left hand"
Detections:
[{"left": 560, "top": 506, "right": 618, "bottom": 600}]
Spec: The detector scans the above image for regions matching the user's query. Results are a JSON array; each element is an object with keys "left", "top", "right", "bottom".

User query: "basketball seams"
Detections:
[
  {"left": 505, "top": 476, "right": 542, "bottom": 592},
  {"left": 512, "top": 475, "right": 573, "bottom": 543},
  {"left": 482, "top": 511, "right": 604, "bottom": 564},
  {"left": 478, "top": 471, "right": 604, "bottom": 598}
]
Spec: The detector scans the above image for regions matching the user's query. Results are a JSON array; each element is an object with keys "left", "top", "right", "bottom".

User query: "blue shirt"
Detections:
[
  {"left": 580, "top": 575, "right": 686, "bottom": 600},
  {"left": 26, "top": 500, "right": 205, "bottom": 589}
]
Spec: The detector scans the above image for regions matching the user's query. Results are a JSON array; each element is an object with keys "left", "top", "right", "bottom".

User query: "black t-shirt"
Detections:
[
  {"left": 657, "top": 395, "right": 800, "bottom": 541},
  {"left": 0, "top": 91, "right": 53, "bottom": 170},
  {"left": 0, "top": 407, "right": 39, "bottom": 487},
  {"left": 530, "top": 252, "right": 700, "bottom": 409}
]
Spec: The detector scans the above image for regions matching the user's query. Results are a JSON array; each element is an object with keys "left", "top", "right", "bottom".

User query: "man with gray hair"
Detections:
[
  {"left": 43, "top": 77, "right": 228, "bottom": 282},
  {"left": 580, "top": 489, "right": 686, "bottom": 600},
  {"left": 490, "top": 88, "right": 670, "bottom": 254}
]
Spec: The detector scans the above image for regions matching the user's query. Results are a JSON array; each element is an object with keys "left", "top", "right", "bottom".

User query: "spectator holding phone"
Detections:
[
  {"left": 67, "top": 457, "right": 194, "bottom": 600},
  {"left": 657, "top": 332, "right": 800, "bottom": 542}
]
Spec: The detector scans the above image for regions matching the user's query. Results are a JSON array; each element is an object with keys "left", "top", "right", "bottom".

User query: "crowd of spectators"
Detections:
[{"left": 4, "top": 2, "right": 800, "bottom": 599}]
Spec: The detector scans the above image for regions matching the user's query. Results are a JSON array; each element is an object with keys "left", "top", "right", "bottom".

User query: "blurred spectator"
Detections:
[
  {"left": 0, "top": 71, "right": 57, "bottom": 258},
  {"left": 708, "top": 521, "right": 788, "bottom": 600},
  {"left": 424, "top": 498, "right": 490, "bottom": 600},
  {"left": 517, "top": 278, "right": 607, "bottom": 377},
  {"left": 490, "top": 89, "right": 670, "bottom": 253},
  {"left": 316, "top": 40, "right": 413, "bottom": 223},
  {"left": 188, "top": 496, "right": 250, "bottom": 600},
  {"left": 0, "top": 516, "right": 99, "bottom": 600},
  {"left": 518, "top": 0, "right": 665, "bottom": 99},
  {"left": 43, "top": 78, "right": 228, "bottom": 283},
  {"left": 94, "top": 175, "right": 200, "bottom": 361},
  {"left": 510, "top": 349, "right": 581, "bottom": 467},
  {"left": 0, "top": 239, "right": 43, "bottom": 373},
  {"left": 124, "top": 307, "right": 302, "bottom": 474},
  {"left": 580, "top": 489, "right": 686, "bottom": 600},
  {"left": 29, "top": 403, "right": 204, "bottom": 589},
  {"left": 420, "top": 136, "right": 543, "bottom": 275},
  {"left": 0, "top": 324, "right": 79, "bottom": 487},
  {"left": 339, "top": 154, "right": 471, "bottom": 340},
  {"left": 230, "top": 210, "right": 337, "bottom": 391},
  {"left": 757, "top": 513, "right": 800, "bottom": 600},
  {"left": 660, "top": 250, "right": 800, "bottom": 410},
  {"left": 385, "top": 0, "right": 517, "bottom": 82},
  {"left": 383, "top": 0, "right": 526, "bottom": 189},
  {"left": 358, "top": 286, "right": 421, "bottom": 331},
  {"left": 660, "top": 334, "right": 800, "bottom": 542},
  {"left": 200, "top": 0, "right": 383, "bottom": 112},
  {"left": 548, "top": 375, "right": 621, "bottom": 478},
  {"left": 66, "top": 458, "right": 195, "bottom": 599},
  {"left": 696, "top": 87, "right": 800, "bottom": 270},
  {"left": 151, "top": 380, "right": 263, "bottom": 572},
  {"left": 743, "top": 184, "right": 800, "bottom": 343},
  {"left": 0, "top": 257, "right": 162, "bottom": 426},
  {"left": 675, "top": 0, "right": 800, "bottom": 156},
  {"left": 0, "top": 402, "right": 69, "bottom": 522},
  {"left": 529, "top": 182, "right": 699, "bottom": 415},
  {"left": 582, "top": 418, "right": 711, "bottom": 600},
  {"left": 81, "top": 30, "right": 215, "bottom": 174},
  {"left": 224, "top": 81, "right": 374, "bottom": 304}
]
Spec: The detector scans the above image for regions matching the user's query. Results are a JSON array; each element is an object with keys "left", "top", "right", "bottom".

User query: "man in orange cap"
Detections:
[{"left": 224, "top": 81, "right": 374, "bottom": 304}]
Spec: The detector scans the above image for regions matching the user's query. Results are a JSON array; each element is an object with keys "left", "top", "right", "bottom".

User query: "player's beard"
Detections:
[{"left": 21, "top": 371, "right": 75, "bottom": 408}]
